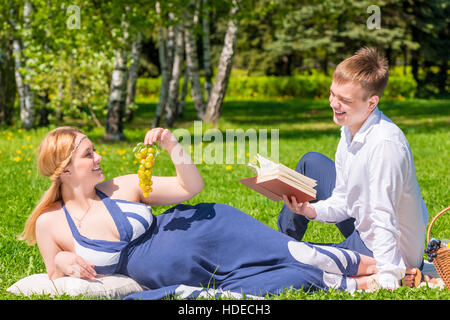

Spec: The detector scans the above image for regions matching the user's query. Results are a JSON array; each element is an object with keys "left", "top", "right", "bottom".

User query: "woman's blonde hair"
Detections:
[
  {"left": 333, "top": 46, "right": 389, "bottom": 99},
  {"left": 19, "top": 126, "right": 83, "bottom": 245}
]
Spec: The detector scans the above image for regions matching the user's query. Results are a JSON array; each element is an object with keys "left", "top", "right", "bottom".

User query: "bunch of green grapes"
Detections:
[{"left": 133, "top": 142, "right": 161, "bottom": 197}]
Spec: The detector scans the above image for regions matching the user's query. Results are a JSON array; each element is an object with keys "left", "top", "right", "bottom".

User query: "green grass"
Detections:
[{"left": 0, "top": 97, "right": 449, "bottom": 300}]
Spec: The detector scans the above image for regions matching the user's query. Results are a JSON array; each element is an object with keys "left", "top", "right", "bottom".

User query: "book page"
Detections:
[{"left": 248, "top": 154, "right": 278, "bottom": 176}]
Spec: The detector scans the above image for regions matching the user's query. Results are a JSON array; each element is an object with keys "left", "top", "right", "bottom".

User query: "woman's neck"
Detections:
[{"left": 61, "top": 183, "right": 98, "bottom": 211}]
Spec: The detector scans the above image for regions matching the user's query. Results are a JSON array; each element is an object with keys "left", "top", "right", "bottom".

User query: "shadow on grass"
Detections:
[
  {"left": 130, "top": 99, "right": 449, "bottom": 140},
  {"left": 78, "top": 98, "right": 449, "bottom": 145}
]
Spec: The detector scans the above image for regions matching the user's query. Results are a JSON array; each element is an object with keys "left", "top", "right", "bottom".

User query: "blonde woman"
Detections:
[{"left": 21, "top": 126, "right": 383, "bottom": 299}]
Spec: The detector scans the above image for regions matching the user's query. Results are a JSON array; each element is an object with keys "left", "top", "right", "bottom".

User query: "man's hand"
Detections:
[{"left": 282, "top": 194, "right": 317, "bottom": 219}]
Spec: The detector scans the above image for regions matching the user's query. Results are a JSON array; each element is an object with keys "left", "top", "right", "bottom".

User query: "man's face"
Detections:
[{"left": 329, "top": 80, "right": 379, "bottom": 136}]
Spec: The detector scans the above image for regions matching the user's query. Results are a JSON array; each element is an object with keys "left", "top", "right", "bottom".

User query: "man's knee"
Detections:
[{"left": 296, "top": 152, "right": 332, "bottom": 173}]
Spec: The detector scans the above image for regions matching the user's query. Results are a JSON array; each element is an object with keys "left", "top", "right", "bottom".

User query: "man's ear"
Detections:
[{"left": 368, "top": 95, "right": 379, "bottom": 111}]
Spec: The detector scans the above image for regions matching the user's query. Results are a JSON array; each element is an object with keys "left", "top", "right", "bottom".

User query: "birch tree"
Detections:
[
  {"left": 105, "top": 17, "right": 129, "bottom": 141},
  {"left": 177, "top": 66, "right": 189, "bottom": 118},
  {"left": 184, "top": 1, "right": 205, "bottom": 119},
  {"left": 202, "top": 0, "right": 213, "bottom": 101},
  {"left": 125, "top": 32, "right": 142, "bottom": 122},
  {"left": 203, "top": 0, "right": 240, "bottom": 124},
  {"left": 153, "top": 2, "right": 169, "bottom": 128},
  {"left": 165, "top": 26, "right": 184, "bottom": 127},
  {"left": 12, "top": 0, "right": 35, "bottom": 129}
]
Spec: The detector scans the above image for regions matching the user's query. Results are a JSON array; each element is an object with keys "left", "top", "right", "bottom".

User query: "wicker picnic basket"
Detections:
[{"left": 426, "top": 206, "right": 450, "bottom": 289}]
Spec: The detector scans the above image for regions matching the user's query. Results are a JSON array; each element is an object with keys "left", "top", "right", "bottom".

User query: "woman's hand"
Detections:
[
  {"left": 54, "top": 251, "right": 97, "bottom": 280},
  {"left": 144, "top": 128, "right": 179, "bottom": 153},
  {"left": 282, "top": 194, "right": 317, "bottom": 220},
  {"left": 139, "top": 127, "right": 203, "bottom": 205}
]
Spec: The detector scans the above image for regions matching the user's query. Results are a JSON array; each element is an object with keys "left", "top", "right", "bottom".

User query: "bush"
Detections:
[
  {"left": 384, "top": 76, "right": 417, "bottom": 100},
  {"left": 136, "top": 74, "right": 417, "bottom": 100}
]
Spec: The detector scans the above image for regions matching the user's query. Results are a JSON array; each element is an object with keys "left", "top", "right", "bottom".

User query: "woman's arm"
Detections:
[
  {"left": 144, "top": 127, "right": 204, "bottom": 202},
  {"left": 98, "top": 128, "right": 204, "bottom": 206},
  {"left": 35, "top": 213, "right": 96, "bottom": 280}
]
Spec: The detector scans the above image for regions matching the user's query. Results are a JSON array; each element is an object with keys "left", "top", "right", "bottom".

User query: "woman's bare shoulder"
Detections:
[{"left": 35, "top": 202, "right": 64, "bottom": 229}]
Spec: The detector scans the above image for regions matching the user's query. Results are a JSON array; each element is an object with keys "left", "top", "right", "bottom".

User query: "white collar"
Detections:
[{"left": 341, "top": 107, "right": 381, "bottom": 146}]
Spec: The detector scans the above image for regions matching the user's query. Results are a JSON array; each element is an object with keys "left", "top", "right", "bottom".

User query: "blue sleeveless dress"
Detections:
[{"left": 62, "top": 188, "right": 362, "bottom": 299}]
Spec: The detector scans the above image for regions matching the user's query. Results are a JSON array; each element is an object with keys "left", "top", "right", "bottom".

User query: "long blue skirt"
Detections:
[{"left": 122, "top": 203, "right": 361, "bottom": 299}]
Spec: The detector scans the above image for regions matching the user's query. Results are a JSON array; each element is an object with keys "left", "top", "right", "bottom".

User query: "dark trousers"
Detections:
[{"left": 277, "top": 152, "right": 373, "bottom": 257}]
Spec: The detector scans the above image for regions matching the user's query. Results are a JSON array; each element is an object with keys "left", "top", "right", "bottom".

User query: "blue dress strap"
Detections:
[{"left": 94, "top": 188, "right": 132, "bottom": 242}]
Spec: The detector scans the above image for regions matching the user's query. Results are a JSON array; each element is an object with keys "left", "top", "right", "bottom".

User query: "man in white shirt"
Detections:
[{"left": 277, "top": 47, "right": 428, "bottom": 289}]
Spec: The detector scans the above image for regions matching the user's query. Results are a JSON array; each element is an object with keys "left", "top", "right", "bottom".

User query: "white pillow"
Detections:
[{"left": 7, "top": 273, "right": 145, "bottom": 299}]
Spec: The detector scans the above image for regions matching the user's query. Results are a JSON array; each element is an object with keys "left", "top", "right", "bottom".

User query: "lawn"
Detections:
[{"left": 0, "top": 97, "right": 449, "bottom": 300}]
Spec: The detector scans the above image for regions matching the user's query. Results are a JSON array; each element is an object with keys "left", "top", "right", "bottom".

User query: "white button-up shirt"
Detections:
[{"left": 312, "top": 107, "right": 428, "bottom": 289}]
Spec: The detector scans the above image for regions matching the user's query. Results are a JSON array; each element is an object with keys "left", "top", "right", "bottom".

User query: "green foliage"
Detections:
[
  {"left": 136, "top": 74, "right": 418, "bottom": 100},
  {"left": 383, "top": 76, "right": 417, "bottom": 100}
]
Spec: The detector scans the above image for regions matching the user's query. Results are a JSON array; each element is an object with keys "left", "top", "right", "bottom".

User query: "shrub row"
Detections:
[{"left": 136, "top": 74, "right": 417, "bottom": 100}]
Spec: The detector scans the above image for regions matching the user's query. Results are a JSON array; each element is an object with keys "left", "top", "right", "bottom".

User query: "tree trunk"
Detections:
[
  {"left": 166, "top": 13, "right": 176, "bottom": 78},
  {"left": 153, "top": 2, "right": 169, "bottom": 128},
  {"left": 105, "top": 48, "right": 128, "bottom": 141},
  {"left": 12, "top": 0, "right": 35, "bottom": 129},
  {"left": 105, "top": 17, "right": 129, "bottom": 141},
  {"left": 203, "top": 0, "right": 239, "bottom": 124},
  {"left": 184, "top": 3, "right": 205, "bottom": 119},
  {"left": 202, "top": 0, "right": 213, "bottom": 102},
  {"left": 165, "top": 26, "right": 184, "bottom": 127},
  {"left": 177, "top": 66, "right": 188, "bottom": 118},
  {"left": 37, "top": 90, "right": 50, "bottom": 126},
  {"left": 125, "top": 32, "right": 142, "bottom": 122},
  {"left": 0, "top": 38, "right": 16, "bottom": 125}
]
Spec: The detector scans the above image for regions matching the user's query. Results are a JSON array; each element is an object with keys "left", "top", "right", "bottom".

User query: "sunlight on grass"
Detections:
[{"left": 1, "top": 98, "right": 449, "bottom": 300}]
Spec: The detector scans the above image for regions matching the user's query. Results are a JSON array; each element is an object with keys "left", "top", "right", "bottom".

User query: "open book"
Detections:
[{"left": 238, "top": 154, "right": 317, "bottom": 202}]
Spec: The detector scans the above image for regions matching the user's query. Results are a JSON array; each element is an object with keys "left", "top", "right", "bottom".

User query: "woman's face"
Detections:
[{"left": 64, "top": 133, "right": 104, "bottom": 186}]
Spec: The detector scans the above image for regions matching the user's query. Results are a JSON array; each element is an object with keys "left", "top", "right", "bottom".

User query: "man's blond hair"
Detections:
[{"left": 333, "top": 47, "right": 389, "bottom": 99}]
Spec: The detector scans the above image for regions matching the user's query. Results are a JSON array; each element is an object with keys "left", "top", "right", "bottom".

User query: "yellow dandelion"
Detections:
[
  {"left": 225, "top": 165, "right": 233, "bottom": 170},
  {"left": 27, "top": 157, "right": 32, "bottom": 161},
  {"left": 102, "top": 151, "right": 107, "bottom": 155},
  {"left": 120, "top": 167, "right": 124, "bottom": 171},
  {"left": 16, "top": 150, "right": 22, "bottom": 154},
  {"left": 13, "top": 156, "right": 22, "bottom": 162},
  {"left": 117, "top": 149, "right": 126, "bottom": 156},
  {"left": 26, "top": 136, "right": 31, "bottom": 140},
  {"left": 18, "top": 129, "right": 22, "bottom": 133}
]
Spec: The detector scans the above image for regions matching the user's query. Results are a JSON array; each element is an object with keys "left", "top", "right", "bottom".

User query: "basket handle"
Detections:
[{"left": 426, "top": 206, "right": 450, "bottom": 243}]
